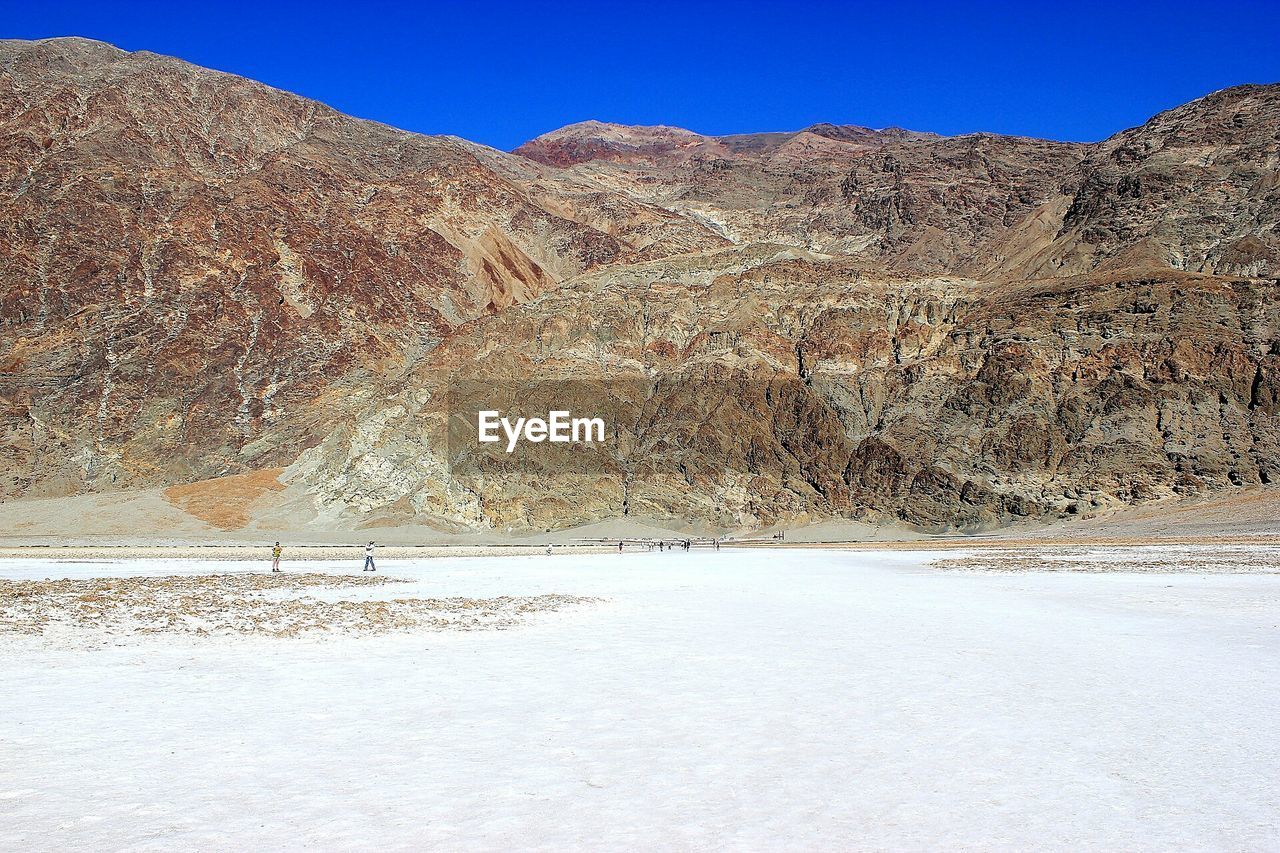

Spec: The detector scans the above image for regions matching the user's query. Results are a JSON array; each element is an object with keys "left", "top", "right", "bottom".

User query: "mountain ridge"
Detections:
[{"left": 3, "top": 37, "right": 1279, "bottom": 534}]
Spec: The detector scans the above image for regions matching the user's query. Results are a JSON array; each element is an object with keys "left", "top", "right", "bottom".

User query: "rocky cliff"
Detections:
[{"left": 2, "top": 37, "right": 1278, "bottom": 533}]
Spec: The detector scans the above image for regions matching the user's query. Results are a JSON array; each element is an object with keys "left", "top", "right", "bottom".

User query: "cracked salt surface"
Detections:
[
  {"left": 0, "top": 572, "right": 599, "bottom": 640},
  {"left": 1, "top": 548, "right": 1278, "bottom": 850}
]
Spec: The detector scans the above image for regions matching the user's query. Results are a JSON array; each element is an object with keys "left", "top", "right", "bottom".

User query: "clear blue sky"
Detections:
[{"left": 6, "top": 0, "right": 1279, "bottom": 150}]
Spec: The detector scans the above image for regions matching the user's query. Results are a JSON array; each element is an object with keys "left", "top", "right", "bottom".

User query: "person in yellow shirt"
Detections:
[{"left": 271, "top": 542, "right": 282, "bottom": 573}]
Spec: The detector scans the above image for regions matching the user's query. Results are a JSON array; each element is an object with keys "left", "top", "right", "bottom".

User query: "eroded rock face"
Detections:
[
  {"left": 1028, "top": 85, "right": 1280, "bottom": 278},
  {"left": 304, "top": 254, "right": 1280, "bottom": 532},
  {"left": 2, "top": 37, "right": 1279, "bottom": 532},
  {"left": 515, "top": 120, "right": 1090, "bottom": 275},
  {"left": 0, "top": 38, "right": 659, "bottom": 495}
]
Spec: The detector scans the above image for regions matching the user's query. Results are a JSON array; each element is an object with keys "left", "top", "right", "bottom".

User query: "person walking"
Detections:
[
  {"left": 363, "top": 541, "right": 376, "bottom": 572},
  {"left": 271, "top": 541, "right": 282, "bottom": 572}
]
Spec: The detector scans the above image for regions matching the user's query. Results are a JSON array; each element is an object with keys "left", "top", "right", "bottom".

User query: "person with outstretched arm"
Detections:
[
  {"left": 271, "top": 541, "right": 282, "bottom": 572},
  {"left": 363, "top": 541, "right": 376, "bottom": 572}
]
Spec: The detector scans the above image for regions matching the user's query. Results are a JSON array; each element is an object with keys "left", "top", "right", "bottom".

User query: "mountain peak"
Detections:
[
  {"left": 513, "top": 121, "right": 711, "bottom": 165},
  {"left": 0, "top": 35, "right": 130, "bottom": 74}
]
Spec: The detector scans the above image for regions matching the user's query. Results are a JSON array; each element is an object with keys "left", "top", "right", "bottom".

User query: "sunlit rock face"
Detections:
[{"left": 3, "top": 37, "right": 1279, "bottom": 532}]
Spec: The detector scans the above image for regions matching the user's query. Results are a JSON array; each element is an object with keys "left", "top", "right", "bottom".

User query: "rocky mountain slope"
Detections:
[
  {"left": 0, "top": 37, "right": 717, "bottom": 497},
  {"left": 2, "top": 37, "right": 1278, "bottom": 534},
  {"left": 514, "top": 120, "right": 1089, "bottom": 276}
]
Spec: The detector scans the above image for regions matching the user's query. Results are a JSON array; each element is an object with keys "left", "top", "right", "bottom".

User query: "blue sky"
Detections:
[{"left": 6, "top": 1, "right": 1279, "bottom": 150}]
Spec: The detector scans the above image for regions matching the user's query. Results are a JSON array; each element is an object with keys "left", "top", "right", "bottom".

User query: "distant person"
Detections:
[
  {"left": 271, "top": 541, "right": 282, "bottom": 572},
  {"left": 659, "top": 541, "right": 664, "bottom": 552},
  {"left": 714, "top": 538, "right": 720, "bottom": 552},
  {"left": 618, "top": 540, "right": 624, "bottom": 553},
  {"left": 363, "top": 541, "right": 376, "bottom": 572}
]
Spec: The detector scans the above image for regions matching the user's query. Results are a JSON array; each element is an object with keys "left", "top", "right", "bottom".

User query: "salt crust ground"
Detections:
[
  {"left": 1, "top": 548, "right": 1277, "bottom": 850},
  {"left": 935, "top": 543, "right": 1280, "bottom": 573}
]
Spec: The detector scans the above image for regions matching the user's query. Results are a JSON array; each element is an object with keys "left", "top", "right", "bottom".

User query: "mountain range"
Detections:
[{"left": 2, "top": 36, "right": 1278, "bottom": 535}]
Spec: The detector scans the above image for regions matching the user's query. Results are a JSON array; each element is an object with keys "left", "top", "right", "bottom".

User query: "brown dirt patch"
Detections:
[{"left": 162, "top": 469, "right": 286, "bottom": 530}]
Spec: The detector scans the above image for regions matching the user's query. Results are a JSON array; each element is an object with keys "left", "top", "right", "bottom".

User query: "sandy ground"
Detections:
[
  {"left": 1, "top": 548, "right": 1277, "bottom": 850},
  {"left": 4, "top": 482, "right": 1279, "bottom": 552},
  {"left": 0, "top": 483, "right": 731, "bottom": 546},
  {"left": 1025, "top": 486, "right": 1280, "bottom": 541}
]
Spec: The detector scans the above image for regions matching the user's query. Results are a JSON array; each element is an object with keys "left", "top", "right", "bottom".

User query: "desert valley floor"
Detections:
[{"left": 2, "top": 547, "right": 1277, "bottom": 851}]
